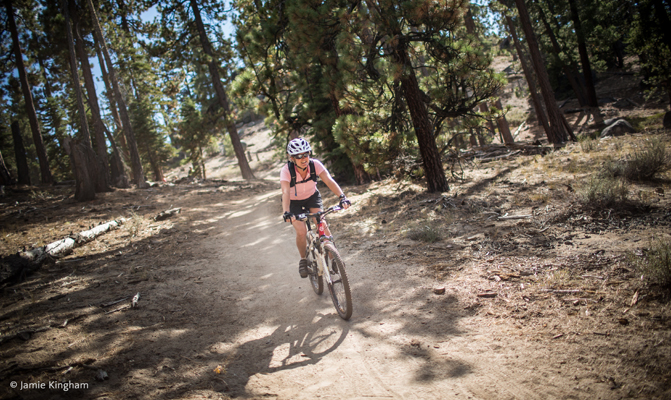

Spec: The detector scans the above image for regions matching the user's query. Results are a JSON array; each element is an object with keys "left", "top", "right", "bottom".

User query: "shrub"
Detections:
[
  {"left": 407, "top": 224, "right": 443, "bottom": 243},
  {"left": 600, "top": 158, "right": 626, "bottom": 178},
  {"left": 579, "top": 175, "right": 629, "bottom": 208},
  {"left": 579, "top": 137, "right": 596, "bottom": 153},
  {"left": 632, "top": 239, "right": 671, "bottom": 291},
  {"left": 623, "top": 138, "right": 670, "bottom": 181},
  {"left": 599, "top": 138, "right": 670, "bottom": 181}
]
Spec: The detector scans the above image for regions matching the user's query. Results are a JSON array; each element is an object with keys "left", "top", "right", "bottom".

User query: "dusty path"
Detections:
[
  {"left": 6, "top": 175, "right": 667, "bottom": 399},
  {"left": 183, "top": 186, "right": 614, "bottom": 400}
]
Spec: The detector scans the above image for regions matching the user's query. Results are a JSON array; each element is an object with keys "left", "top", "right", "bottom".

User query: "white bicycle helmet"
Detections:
[{"left": 286, "top": 138, "right": 312, "bottom": 155}]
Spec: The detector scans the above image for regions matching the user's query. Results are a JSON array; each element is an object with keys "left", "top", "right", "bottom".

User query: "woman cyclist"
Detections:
[{"left": 281, "top": 138, "right": 351, "bottom": 278}]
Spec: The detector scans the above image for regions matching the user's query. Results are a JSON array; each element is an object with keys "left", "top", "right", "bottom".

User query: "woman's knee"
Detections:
[{"left": 293, "top": 223, "right": 307, "bottom": 236}]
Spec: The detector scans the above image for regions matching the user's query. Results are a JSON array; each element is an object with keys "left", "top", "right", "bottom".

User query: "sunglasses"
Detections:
[{"left": 293, "top": 153, "right": 310, "bottom": 160}]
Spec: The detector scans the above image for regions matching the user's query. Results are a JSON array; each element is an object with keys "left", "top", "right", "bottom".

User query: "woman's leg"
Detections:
[{"left": 292, "top": 220, "right": 308, "bottom": 258}]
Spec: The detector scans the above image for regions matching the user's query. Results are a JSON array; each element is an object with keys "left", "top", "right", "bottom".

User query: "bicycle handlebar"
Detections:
[{"left": 295, "top": 205, "right": 343, "bottom": 222}]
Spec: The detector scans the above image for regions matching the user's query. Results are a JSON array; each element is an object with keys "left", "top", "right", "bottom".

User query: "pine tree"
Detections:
[
  {"left": 72, "top": 1, "right": 112, "bottom": 191},
  {"left": 512, "top": 0, "right": 574, "bottom": 143},
  {"left": 63, "top": 0, "right": 96, "bottom": 200},
  {"left": 4, "top": 0, "right": 53, "bottom": 184},
  {"left": 85, "top": 0, "right": 148, "bottom": 188}
]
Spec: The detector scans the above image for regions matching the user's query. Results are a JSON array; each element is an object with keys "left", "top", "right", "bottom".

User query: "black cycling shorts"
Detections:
[{"left": 290, "top": 190, "right": 323, "bottom": 216}]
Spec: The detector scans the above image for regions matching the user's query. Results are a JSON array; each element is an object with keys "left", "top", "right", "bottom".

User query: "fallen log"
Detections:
[
  {"left": 75, "top": 219, "right": 124, "bottom": 244},
  {"left": 1, "top": 218, "right": 125, "bottom": 285},
  {"left": 155, "top": 208, "right": 181, "bottom": 221},
  {"left": 498, "top": 213, "right": 532, "bottom": 220},
  {"left": 476, "top": 150, "right": 522, "bottom": 163}
]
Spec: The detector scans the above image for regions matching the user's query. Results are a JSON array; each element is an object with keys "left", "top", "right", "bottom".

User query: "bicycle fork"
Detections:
[{"left": 308, "top": 236, "right": 331, "bottom": 281}]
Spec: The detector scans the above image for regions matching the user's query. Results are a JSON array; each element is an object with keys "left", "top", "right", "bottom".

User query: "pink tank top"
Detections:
[{"left": 280, "top": 159, "right": 328, "bottom": 200}]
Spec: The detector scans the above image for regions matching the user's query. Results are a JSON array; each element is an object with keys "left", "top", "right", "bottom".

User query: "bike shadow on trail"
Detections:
[{"left": 183, "top": 313, "right": 351, "bottom": 398}]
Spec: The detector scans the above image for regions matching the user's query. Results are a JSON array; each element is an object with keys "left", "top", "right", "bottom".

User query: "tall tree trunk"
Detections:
[
  {"left": 478, "top": 103, "right": 498, "bottom": 137},
  {"left": 85, "top": 0, "right": 147, "bottom": 188},
  {"left": 396, "top": 47, "right": 449, "bottom": 192},
  {"left": 63, "top": 137, "right": 96, "bottom": 201},
  {"left": 4, "top": 0, "right": 53, "bottom": 184},
  {"left": 567, "top": 0, "right": 603, "bottom": 126},
  {"left": 465, "top": 8, "right": 512, "bottom": 144},
  {"left": 505, "top": 15, "right": 550, "bottom": 137},
  {"left": 469, "top": 130, "right": 478, "bottom": 147},
  {"left": 94, "top": 38, "right": 128, "bottom": 160},
  {"left": 144, "top": 142, "right": 164, "bottom": 182},
  {"left": 652, "top": 0, "right": 671, "bottom": 58},
  {"left": 93, "top": 38, "right": 130, "bottom": 187},
  {"left": 0, "top": 148, "right": 13, "bottom": 185},
  {"left": 36, "top": 56, "right": 65, "bottom": 148},
  {"left": 494, "top": 99, "right": 515, "bottom": 144},
  {"left": 73, "top": 7, "right": 112, "bottom": 192},
  {"left": 536, "top": 5, "right": 587, "bottom": 106},
  {"left": 464, "top": 8, "right": 477, "bottom": 35},
  {"left": 513, "top": 0, "right": 573, "bottom": 144},
  {"left": 545, "top": 0, "right": 589, "bottom": 99},
  {"left": 190, "top": 0, "right": 254, "bottom": 180},
  {"left": 11, "top": 121, "right": 31, "bottom": 185},
  {"left": 63, "top": 0, "right": 96, "bottom": 200}
]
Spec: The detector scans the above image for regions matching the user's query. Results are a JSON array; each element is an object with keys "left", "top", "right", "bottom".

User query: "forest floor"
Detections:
[{"left": 1, "top": 69, "right": 671, "bottom": 400}]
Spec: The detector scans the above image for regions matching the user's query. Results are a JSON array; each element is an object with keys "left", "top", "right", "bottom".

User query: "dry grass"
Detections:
[
  {"left": 631, "top": 238, "right": 671, "bottom": 292},
  {"left": 578, "top": 175, "right": 629, "bottom": 208}
]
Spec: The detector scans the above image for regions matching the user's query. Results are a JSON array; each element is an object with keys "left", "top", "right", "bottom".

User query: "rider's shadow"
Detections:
[{"left": 221, "top": 313, "right": 349, "bottom": 396}]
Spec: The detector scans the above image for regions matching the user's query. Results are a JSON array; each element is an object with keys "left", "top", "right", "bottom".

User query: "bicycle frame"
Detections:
[
  {"left": 295, "top": 205, "right": 352, "bottom": 320},
  {"left": 296, "top": 206, "right": 341, "bottom": 281}
]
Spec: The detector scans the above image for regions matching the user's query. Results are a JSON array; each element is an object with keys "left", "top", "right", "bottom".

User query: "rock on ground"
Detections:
[{"left": 600, "top": 119, "right": 636, "bottom": 138}]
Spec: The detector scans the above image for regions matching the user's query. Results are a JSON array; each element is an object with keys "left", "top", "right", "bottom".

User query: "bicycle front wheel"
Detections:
[
  {"left": 307, "top": 249, "right": 323, "bottom": 295},
  {"left": 323, "top": 243, "right": 352, "bottom": 320}
]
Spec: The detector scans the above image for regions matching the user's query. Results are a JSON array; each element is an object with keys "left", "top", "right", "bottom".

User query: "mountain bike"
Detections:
[{"left": 295, "top": 205, "right": 352, "bottom": 320}]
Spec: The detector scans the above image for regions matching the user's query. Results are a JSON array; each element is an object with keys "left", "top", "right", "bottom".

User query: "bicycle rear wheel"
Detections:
[
  {"left": 307, "top": 249, "right": 323, "bottom": 295},
  {"left": 323, "top": 243, "right": 352, "bottom": 320}
]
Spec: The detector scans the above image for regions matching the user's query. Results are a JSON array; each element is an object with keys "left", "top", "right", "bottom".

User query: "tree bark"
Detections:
[
  {"left": 478, "top": 103, "right": 498, "bottom": 136},
  {"left": 144, "top": 141, "right": 164, "bottom": 182},
  {"left": 93, "top": 37, "right": 130, "bottom": 188},
  {"left": 0, "top": 147, "right": 13, "bottom": 185},
  {"left": 651, "top": 0, "right": 671, "bottom": 61},
  {"left": 536, "top": 5, "right": 587, "bottom": 106},
  {"left": 513, "top": 0, "right": 572, "bottom": 144},
  {"left": 11, "top": 121, "right": 30, "bottom": 185},
  {"left": 0, "top": 148, "right": 13, "bottom": 185},
  {"left": 469, "top": 130, "right": 478, "bottom": 147},
  {"left": 567, "top": 0, "right": 603, "bottom": 125},
  {"left": 63, "top": 137, "right": 96, "bottom": 201},
  {"left": 85, "top": 0, "right": 147, "bottom": 188},
  {"left": 190, "top": 0, "right": 254, "bottom": 180},
  {"left": 465, "top": 9, "right": 501, "bottom": 145},
  {"left": 63, "top": 0, "right": 97, "bottom": 199},
  {"left": 73, "top": 6, "right": 112, "bottom": 192},
  {"left": 505, "top": 15, "right": 550, "bottom": 137},
  {"left": 464, "top": 8, "right": 477, "bottom": 35},
  {"left": 395, "top": 46, "right": 449, "bottom": 192},
  {"left": 94, "top": 38, "right": 128, "bottom": 160},
  {"left": 63, "top": 0, "right": 91, "bottom": 147},
  {"left": 494, "top": 99, "right": 515, "bottom": 144},
  {"left": 4, "top": 0, "right": 52, "bottom": 184}
]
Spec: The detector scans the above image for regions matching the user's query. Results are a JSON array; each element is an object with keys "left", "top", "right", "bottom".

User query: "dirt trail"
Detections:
[
  {"left": 2, "top": 167, "right": 669, "bottom": 400},
  {"left": 183, "top": 186, "right": 609, "bottom": 400},
  {"left": 3, "top": 120, "right": 670, "bottom": 399}
]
